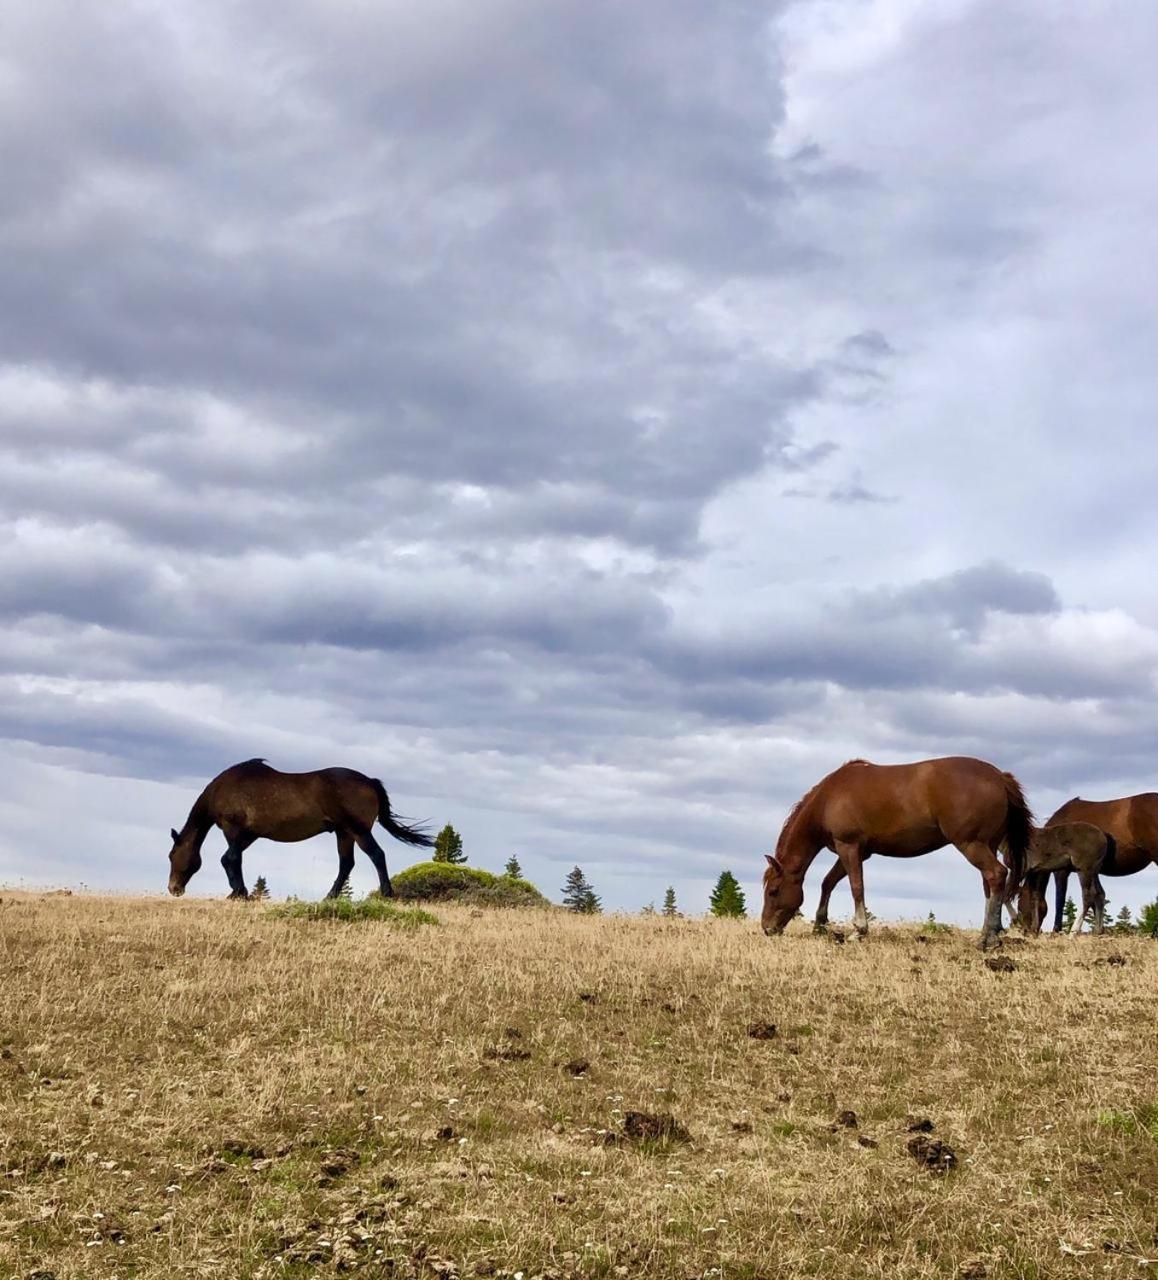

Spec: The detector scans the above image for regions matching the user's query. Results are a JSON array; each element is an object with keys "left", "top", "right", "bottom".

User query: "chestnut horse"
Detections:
[
  {"left": 1042, "top": 794, "right": 1158, "bottom": 932},
  {"left": 761, "top": 757, "right": 1032, "bottom": 949},
  {"left": 167, "top": 759, "right": 433, "bottom": 900}
]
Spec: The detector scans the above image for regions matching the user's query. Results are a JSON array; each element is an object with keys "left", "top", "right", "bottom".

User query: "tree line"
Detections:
[{"left": 257, "top": 819, "right": 1158, "bottom": 928}]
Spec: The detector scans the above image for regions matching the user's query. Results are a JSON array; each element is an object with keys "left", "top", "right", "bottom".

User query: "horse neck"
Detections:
[
  {"left": 778, "top": 802, "right": 826, "bottom": 878},
  {"left": 179, "top": 795, "right": 214, "bottom": 849}
]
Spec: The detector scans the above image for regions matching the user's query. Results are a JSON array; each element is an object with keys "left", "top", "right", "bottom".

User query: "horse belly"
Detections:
[{"left": 865, "top": 821, "right": 946, "bottom": 857}]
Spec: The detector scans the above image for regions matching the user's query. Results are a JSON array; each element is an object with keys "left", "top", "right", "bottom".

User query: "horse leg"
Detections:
[
  {"left": 220, "top": 827, "right": 255, "bottom": 900},
  {"left": 955, "top": 841, "right": 1008, "bottom": 949},
  {"left": 1052, "top": 868, "right": 1069, "bottom": 933},
  {"left": 326, "top": 832, "right": 356, "bottom": 899},
  {"left": 1071, "top": 872, "right": 1090, "bottom": 936},
  {"left": 833, "top": 841, "right": 869, "bottom": 937},
  {"left": 1091, "top": 875, "right": 1106, "bottom": 935},
  {"left": 814, "top": 860, "right": 847, "bottom": 933},
  {"left": 351, "top": 823, "right": 394, "bottom": 897}
]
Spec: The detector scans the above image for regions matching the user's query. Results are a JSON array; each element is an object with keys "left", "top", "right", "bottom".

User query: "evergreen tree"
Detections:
[
  {"left": 641, "top": 902, "right": 656, "bottom": 916},
  {"left": 1139, "top": 897, "right": 1158, "bottom": 938},
  {"left": 1061, "top": 896, "right": 1077, "bottom": 931},
  {"left": 250, "top": 875, "right": 269, "bottom": 902},
  {"left": 709, "top": 870, "right": 747, "bottom": 918},
  {"left": 661, "top": 886, "right": 678, "bottom": 918},
  {"left": 504, "top": 855, "right": 523, "bottom": 879},
  {"left": 562, "top": 866, "right": 601, "bottom": 914},
  {"left": 338, "top": 880, "right": 354, "bottom": 900},
  {"left": 433, "top": 823, "right": 466, "bottom": 865},
  {"left": 1114, "top": 905, "right": 1134, "bottom": 934}
]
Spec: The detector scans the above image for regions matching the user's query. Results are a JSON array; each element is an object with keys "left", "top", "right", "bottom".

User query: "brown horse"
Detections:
[
  {"left": 761, "top": 757, "right": 1033, "bottom": 948},
  {"left": 167, "top": 759, "right": 433, "bottom": 899},
  {"left": 1017, "top": 822, "right": 1111, "bottom": 935},
  {"left": 1042, "top": 794, "right": 1158, "bottom": 932}
]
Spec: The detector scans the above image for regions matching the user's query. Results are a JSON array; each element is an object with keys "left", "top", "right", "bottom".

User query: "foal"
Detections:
[{"left": 1018, "top": 822, "right": 1111, "bottom": 936}]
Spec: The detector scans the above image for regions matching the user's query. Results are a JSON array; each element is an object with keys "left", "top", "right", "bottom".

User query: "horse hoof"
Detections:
[{"left": 812, "top": 921, "right": 828, "bottom": 935}]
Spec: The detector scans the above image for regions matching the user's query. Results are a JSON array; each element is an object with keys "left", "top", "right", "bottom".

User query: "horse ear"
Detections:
[
  {"left": 171, "top": 828, "right": 180, "bottom": 843},
  {"left": 765, "top": 853, "right": 781, "bottom": 870}
]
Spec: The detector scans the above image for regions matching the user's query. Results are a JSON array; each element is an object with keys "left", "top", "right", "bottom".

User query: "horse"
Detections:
[
  {"left": 1040, "top": 794, "right": 1158, "bottom": 932},
  {"left": 166, "top": 759, "right": 433, "bottom": 900},
  {"left": 1016, "top": 822, "right": 1111, "bottom": 936},
  {"left": 761, "top": 756, "right": 1033, "bottom": 949}
]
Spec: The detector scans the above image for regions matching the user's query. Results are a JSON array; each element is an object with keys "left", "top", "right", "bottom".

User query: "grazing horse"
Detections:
[
  {"left": 1042, "top": 794, "right": 1158, "bottom": 932},
  {"left": 167, "top": 759, "right": 433, "bottom": 900},
  {"left": 761, "top": 757, "right": 1032, "bottom": 949},
  {"left": 1017, "top": 822, "right": 1111, "bottom": 936}
]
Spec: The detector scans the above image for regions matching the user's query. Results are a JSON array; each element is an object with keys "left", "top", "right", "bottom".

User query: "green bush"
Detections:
[
  {"left": 392, "top": 861, "right": 549, "bottom": 907},
  {"left": 272, "top": 896, "right": 438, "bottom": 927}
]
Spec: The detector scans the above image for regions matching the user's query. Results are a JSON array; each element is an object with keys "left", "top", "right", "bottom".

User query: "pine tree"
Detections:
[
  {"left": 1139, "top": 897, "right": 1158, "bottom": 938},
  {"left": 1114, "top": 905, "right": 1134, "bottom": 934},
  {"left": 562, "top": 866, "right": 601, "bottom": 914},
  {"left": 1061, "top": 896, "right": 1077, "bottom": 931},
  {"left": 661, "top": 887, "right": 678, "bottom": 918},
  {"left": 709, "top": 871, "right": 747, "bottom": 918},
  {"left": 504, "top": 855, "right": 523, "bottom": 879},
  {"left": 338, "top": 880, "right": 354, "bottom": 900},
  {"left": 433, "top": 824, "right": 466, "bottom": 865},
  {"left": 251, "top": 875, "right": 269, "bottom": 902}
]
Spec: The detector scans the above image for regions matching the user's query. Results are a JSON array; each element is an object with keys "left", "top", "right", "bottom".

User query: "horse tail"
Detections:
[
  {"left": 1000, "top": 771, "right": 1034, "bottom": 896},
  {"left": 372, "top": 780, "right": 434, "bottom": 847}
]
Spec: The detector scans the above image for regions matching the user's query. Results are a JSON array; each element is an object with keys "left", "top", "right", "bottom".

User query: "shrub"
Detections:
[
  {"left": 272, "top": 896, "right": 438, "bottom": 926},
  {"left": 392, "top": 861, "right": 549, "bottom": 907}
]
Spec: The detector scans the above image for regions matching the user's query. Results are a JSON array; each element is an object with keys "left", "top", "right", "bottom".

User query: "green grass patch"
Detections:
[
  {"left": 391, "top": 860, "right": 550, "bottom": 906},
  {"left": 1097, "top": 1104, "right": 1158, "bottom": 1139},
  {"left": 271, "top": 896, "right": 438, "bottom": 926}
]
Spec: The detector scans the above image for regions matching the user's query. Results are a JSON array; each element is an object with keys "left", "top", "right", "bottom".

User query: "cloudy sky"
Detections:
[{"left": 3, "top": 0, "right": 1157, "bottom": 924}]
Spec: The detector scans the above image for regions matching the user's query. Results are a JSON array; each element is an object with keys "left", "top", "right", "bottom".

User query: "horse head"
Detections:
[
  {"left": 761, "top": 853, "right": 804, "bottom": 936},
  {"left": 167, "top": 827, "right": 202, "bottom": 896}
]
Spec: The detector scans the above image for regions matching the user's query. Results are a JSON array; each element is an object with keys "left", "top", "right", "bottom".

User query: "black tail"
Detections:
[
  {"left": 1000, "top": 771, "right": 1033, "bottom": 898},
  {"left": 372, "top": 780, "right": 434, "bottom": 847}
]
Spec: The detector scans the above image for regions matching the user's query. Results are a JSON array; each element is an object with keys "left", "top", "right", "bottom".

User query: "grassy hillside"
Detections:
[{"left": 0, "top": 894, "right": 1155, "bottom": 1278}]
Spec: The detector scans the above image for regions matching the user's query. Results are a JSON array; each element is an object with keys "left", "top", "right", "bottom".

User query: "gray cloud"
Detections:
[{"left": 2, "top": 1, "right": 1158, "bottom": 924}]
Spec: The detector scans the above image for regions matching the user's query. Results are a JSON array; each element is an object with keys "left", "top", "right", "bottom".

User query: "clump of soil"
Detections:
[
  {"left": 221, "top": 1140, "right": 266, "bottom": 1160},
  {"left": 907, "top": 1117, "right": 934, "bottom": 1133},
  {"left": 747, "top": 1020, "right": 777, "bottom": 1040},
  {"left": 319, "top": 1148, "right": 359, "bottom": 1181},
  {"left": 620, "top": 1111, "right": 691, "bottom": 1144},
  {"left": 985, "top": 955, "right": 1017, "bottom": 973},
  {"left": 484, "top": 1045, "right": 532, "bottom": 1062},
  {"left": 907, "top": 1133, "right": 957, "bottom": 1173},
  {"left": 562, "top": 1058, "right": 590, "bottom": 1077},
  {"left": 835, "top": 1110, "right": 858, "bottom": 1128},
  {"left": 1094, "top": 953, "right": 1127, "bottom": 967},
  {"left": 732, "top": 1120, "right": 753, "bottom": 1134},
  {"left": 857, "top": 1135, "right": 879, "bottom": 1149}
]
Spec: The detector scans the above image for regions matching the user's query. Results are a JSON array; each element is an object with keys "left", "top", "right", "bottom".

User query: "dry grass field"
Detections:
[{"left": 1, "top": 893, "right": 1156, "bottom": 1280}]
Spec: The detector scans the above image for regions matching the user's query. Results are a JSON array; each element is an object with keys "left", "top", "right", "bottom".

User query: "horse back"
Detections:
[{"left": 819, "top": 757, "right": 1009, "bottom": 849}]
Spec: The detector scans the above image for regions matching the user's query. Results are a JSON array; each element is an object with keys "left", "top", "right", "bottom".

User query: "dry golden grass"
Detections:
[{"left": 1, "top": 893, "right": 1156, "bottom": 1279}]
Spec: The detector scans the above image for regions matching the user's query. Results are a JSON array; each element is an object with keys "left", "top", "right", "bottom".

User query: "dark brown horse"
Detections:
[
  {"left": 167, "top": 760, "right": 433, "bottom": 899},
  {"left": 1017, "top": 822, "right": 1111, "bottom": 935},
  {"left": 1042, "top": 794, "right": 1158, "bottom": 932},
  {"left": 761, "top": 757, "right": 1032, "bottom": 948}
]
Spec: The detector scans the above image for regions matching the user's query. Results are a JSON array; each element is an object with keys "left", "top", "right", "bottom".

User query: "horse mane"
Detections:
[{"left": 774, "top": 760, "right": 870, "bottom": 860}]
